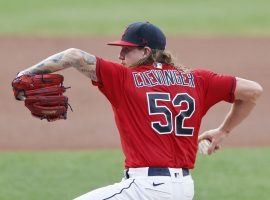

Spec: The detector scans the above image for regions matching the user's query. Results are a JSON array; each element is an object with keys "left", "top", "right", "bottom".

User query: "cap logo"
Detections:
[{"left": 121, "top": 27, "right": 129, "bottom": 39}]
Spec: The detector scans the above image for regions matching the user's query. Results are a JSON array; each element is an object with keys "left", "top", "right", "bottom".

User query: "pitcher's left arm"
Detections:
[{"left": 17, "top": 48, "right": 98, "bottom": 81}]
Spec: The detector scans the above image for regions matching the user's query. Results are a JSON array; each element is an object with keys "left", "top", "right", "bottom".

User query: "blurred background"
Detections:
[{"left": 0, "top": 0, "right": 269, "bottom": 199}]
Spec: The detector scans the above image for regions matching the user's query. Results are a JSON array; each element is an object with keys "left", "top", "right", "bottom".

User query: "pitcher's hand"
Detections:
[{"left": 198, "top": 128, "right": 229, "bottom": 155}]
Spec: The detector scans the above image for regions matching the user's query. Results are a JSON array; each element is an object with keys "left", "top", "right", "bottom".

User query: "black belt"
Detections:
[
  {"left": 125, "top": 167, "right": 189, "bottom": 179},
  {"left": 148, "top": 167, "right": 189, "bottom": 177}
]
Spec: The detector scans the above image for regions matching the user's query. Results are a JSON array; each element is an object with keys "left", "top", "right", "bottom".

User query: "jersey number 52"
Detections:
[{"left": 147, "top": 92, "right": 195, "bottom": 136}]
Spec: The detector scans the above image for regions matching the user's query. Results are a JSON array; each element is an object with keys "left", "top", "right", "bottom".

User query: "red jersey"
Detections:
[{"left": 92, "top": 58, "right": 236, "bottom": 169}]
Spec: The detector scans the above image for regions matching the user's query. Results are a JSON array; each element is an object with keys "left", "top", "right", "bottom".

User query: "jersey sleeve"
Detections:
[
  {"left": 194, "top": 70, "right": 236, "bottom": 115},
  {"left": 91, "top": 57, "right": 126, "bottom": 108}
]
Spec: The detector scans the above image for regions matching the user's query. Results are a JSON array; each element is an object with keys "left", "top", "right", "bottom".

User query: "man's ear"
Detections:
[{"left": 143, "top": 47, "right": 152, "bottom": 56}]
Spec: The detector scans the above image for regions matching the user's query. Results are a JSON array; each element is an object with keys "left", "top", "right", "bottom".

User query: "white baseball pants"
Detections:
[{"left": 74, "top": 167, "right": 194, "bottom": 200}]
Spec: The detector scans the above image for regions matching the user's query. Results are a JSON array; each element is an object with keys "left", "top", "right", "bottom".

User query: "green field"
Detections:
[
  {"left": 0, "top": 148, "right": 269, "bottom": 200},
  {"left": 0, "top": 0, "right": 270, "bottom": 36}
]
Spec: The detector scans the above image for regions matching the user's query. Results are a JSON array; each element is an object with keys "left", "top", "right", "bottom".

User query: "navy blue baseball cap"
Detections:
[{"left": 108, "top": 22, "right": 166, "bottom": 50}]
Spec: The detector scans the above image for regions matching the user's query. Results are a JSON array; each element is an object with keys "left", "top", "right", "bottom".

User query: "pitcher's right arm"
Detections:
[{"left": 199, "top": 77, "right": 263, "bottom": 154}]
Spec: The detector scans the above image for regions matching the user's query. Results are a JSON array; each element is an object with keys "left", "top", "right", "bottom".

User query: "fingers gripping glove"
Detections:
[{"left": 12, "top": 74, "right": 72, "bottom": 122}]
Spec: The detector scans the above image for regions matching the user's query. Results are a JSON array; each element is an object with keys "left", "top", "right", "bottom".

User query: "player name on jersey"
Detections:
[{"left": 132, "top": 70, "right": 195, "bottom": 88}]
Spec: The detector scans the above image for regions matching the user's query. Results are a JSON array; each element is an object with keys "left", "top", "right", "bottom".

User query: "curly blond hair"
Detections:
[{"left": 130, "top": 49, "right": 190, "bottom": 73}]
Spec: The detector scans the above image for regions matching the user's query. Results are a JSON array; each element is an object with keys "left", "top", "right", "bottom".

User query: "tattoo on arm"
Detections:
[
  {"left": 51, "top": 53, "right": 64, "bottom": 63},
  {"left": 18, "top": 51, "right": 66, "bottom": 76},
  {"left": 18, "top": 48, "right": 98, "bottom": 81},
  {"left": 71, "top": 50, "right": 97, "bottom": 81}
]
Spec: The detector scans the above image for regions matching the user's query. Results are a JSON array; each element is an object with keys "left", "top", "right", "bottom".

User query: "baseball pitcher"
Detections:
[{"left": 14, "top": 22, "right": 263, "bottom": 200}]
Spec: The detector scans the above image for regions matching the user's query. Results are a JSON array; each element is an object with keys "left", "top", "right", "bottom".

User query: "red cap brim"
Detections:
[{"left": 107, "top": 40, "right": 139, "bottom": 47}]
